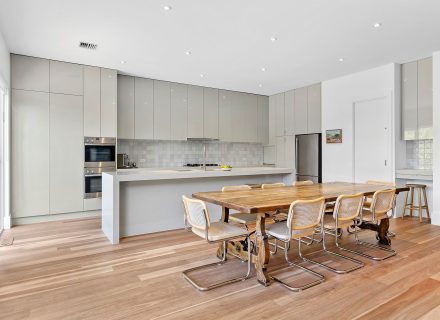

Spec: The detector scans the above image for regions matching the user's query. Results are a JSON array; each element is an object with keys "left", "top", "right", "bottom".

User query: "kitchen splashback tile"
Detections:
[{"left": 406, "top": 140, "right": 433, "bottom": 170}]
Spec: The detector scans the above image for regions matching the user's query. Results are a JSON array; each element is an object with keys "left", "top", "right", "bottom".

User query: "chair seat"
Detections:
[
  {"left": 192, "top": 221, "right": 247, "bottom": 241},
  {"left": 322, "top": 213, "right": 354, "bottom": 229},
  {"left": 266, "top": 222, "right": 315, "bottom": 241},
  {"left": 229, "top": 212, "right": 256, "bottom": 224}
]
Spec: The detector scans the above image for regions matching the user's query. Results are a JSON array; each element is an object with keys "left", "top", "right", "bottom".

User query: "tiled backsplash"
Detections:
[
  {"left": 117, "top": 139, "right": 264, "bottom": 168},
  {"left": 406, "top": 140, "right": 432, "bottom": 170}
]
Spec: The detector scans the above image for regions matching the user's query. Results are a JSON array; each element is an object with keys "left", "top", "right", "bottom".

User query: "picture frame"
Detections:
[{"left": 326, "top": 129, "right": 342, "bottom": 144}]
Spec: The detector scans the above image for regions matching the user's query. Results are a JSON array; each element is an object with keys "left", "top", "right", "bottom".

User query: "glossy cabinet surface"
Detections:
[
  {"left": 268, "top": 95, "right": 276, "bottom": 145},
  {"left": 170, "top": 83, "right": 188, "bottom": 140},
  {"left": 402, "top": 61, "right": 418, "bottom": 140},
  {"left": 257, "top": 95, "right": 269, "bottom": 145},
  {"left": 307, "top": 83, "right": 321, "bottom": 133},
  {"left": 187, "top": 85, "right": 204, "bottom": 138},
  {"left": 100, "top": 68, "right": 117, "bottom": 138},
  {"left": 284, "top": 90, "right": 295, "bottom": 136},
  {"left": 153, "top": 80, "right": 171, "bottom": 140},
  {"left": 203, "top": 87, "right": 219, "bottom": 139},
  {"left": 49, "top": 61, "right": 83, "bottom": 95},
  {"left": 294, "top": 86, "right": 308, "bottom": 135},
  {"left": 275, "top": 93, "right": 285, "bottom": 137},
  {"left": 11, "top": 55, "right": 49, "bottom": 92},
  {"left": 417, "top": 58, "right": 433, "bottom": 139},
  {"left": 134, "top": 77, "right": 154, "bottom": 139},
  {"left": 83, "top": 66, "right": 101, "bottom": 137},
  {"left": 117, "top": 75, "right": 135, "bottom": 139}
]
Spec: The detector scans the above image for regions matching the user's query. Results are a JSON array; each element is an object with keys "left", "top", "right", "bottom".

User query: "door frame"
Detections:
[
  {"left": 0, "top": 75, "right": 10, "bottom": 231},
  {"left": 352, "top": 94, "right": 394, "bottom": 183}
]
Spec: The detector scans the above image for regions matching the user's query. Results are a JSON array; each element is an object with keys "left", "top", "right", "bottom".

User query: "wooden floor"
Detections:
[{"left": 1, "top": 217, "right": 440, "bottom": 320}]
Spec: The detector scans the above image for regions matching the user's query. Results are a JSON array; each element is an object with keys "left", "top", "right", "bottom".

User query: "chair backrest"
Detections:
[
  {"left": 286, "top": 197, "right": 325, "bottom": 239},
  {"left": 182, "top": 195, "right": 210, "bottom": 230},
  {"left": 222, "top": 185, "right": 251, "bottom": 192},
  {"left": 293, "top": 180, "right": 313, "bottom": 186},
  {"left": 333, "top": 193, "right": 364, "bottom": 221},
  {"left": 366, "top": 180, "right": 396, "bottom": 187},
  {"left": 261, "top": 182, "right": 286, "bottom": 189},
  {"left": 370, "top": 188, "right": 396, "bottom": 219}
]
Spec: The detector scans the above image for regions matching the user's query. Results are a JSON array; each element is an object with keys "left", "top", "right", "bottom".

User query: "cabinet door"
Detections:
[
  {"left": 402, "top": 61, "right": 418, "bottom": 140},
  {"left": 170, "top": 83, "right": 188, "bottom": 140},
  {"left": 284, "top": 135, "right": 296, "bottom": 169},
  {"left": 117, "top": 75, "right": 135, "bottom": 139},
  {"left": 257, "top": 95, "right": 269, "bottom": 144},
  {"left": 284, "top": 90, "right": 295, "bottom": 136},
  {"left": 275, "top": 93, "right": 285, "bottom": 137},
  {"left": 187, "top": 85, "right": 204, "bottom": 138},
  {"left": 276, "top": 137, "right": 285, "bottom": 167},
  {"left": 12, "top": 90, "right": 50, "bottom": 217},
  {"left": 83, "top": 66, "right": 101, "bottom": 137},
  {"left": 234, "top": 93, "right": 258, "bottom": 142},
  {"left": 307, "top": 83, "right": 321, "bottom": 133},
  {"left": 204, "top": 88, "right": 219, "bottom": 139},
  {"left": 219, "top": 90, "right": 234, "bottom": 142},
  {"left": 268, "top": 95, "right": 276, "bottom": 145},
  {"left": 11, "top": 54, "right": 49, "bottom": 92},
  {"left": 417, "top": 57, "right": 433, "bottom": 139},
  {"left": 101, "top": 68, "right": 117, "bottom": 137},
  {"left": 294, "top": 87, "right": 308, "bottom": 134},
  {"left": 49, "top": 61, "right": 83, "bottom": 95},
  {"left": 134, "top": 77, "right": 154, "bottom": 139},
  {"left": 154, "top": 80, "right": 171, "bottom": 140},
  {"left": 50, "top": 94, "right": 84, "bottom": 214}
]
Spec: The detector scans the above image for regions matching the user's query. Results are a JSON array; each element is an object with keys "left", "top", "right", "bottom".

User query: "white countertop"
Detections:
[
  {"left": 395, "top": 168, "right": 433, "bottom": 180},
  {"left": 105, "top": 167, "right": 295, "bottom": 182}
]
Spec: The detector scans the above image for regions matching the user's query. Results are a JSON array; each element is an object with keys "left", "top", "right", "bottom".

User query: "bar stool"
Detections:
[{"left": 402, "top": 184, "right": 430, "bottom": 222}]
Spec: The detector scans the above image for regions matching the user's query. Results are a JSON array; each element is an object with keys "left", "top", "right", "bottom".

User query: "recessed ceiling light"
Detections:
[
  {"left": 258, "top": 84, "right": 263, "bottom": 88},
  {"left": 373, "top": 22, "right": 382, "bottom": 28},
  {"left": 185, "top": 51, "right": 192, "bottom": 55},
  {"left": 338, "top": 58, "right": 344, "bottom": 62},
  {"left": 200, "top": 73, "right": 205, "bottom": 78},
  {"left": 261, "top": 67, "right": 266, "bottom": 72},
  {"left": 163, "top": 5, "right": 172, "bottom": 11},
  {"left": 270, "top": 36, "right": 278, "bottom": 42},
  {"left": 120, "top": 60, "right": 126, "bottom": 64}
]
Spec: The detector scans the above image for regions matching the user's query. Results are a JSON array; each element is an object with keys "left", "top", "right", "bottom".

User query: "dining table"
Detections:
[{"left": 193, "top": 182, "right": 409, "bottom": 286}]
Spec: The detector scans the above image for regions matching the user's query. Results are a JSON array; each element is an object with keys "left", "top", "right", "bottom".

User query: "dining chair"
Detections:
[
  {"left": 261, "top": 182, "right": 286, "bottom": 189},
  {"left": 318, "top": 193, "right": 365, "bottom": 273},
  {"left": 181, "top": 195, "right": 252, "bottom": 291},
  {"left": 265, "top": 197, "right": 326, "bottom": 291},
  {"left": 292, "top": 180, "right": 313, "bottom": 186},
  {"left": 337, "top": 188, "right": 397, "bottom": 261}
]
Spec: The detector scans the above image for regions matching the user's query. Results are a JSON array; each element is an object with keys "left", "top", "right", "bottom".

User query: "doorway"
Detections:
[{"left": 353, "top": 96, "right": 392, "bottom": 183}]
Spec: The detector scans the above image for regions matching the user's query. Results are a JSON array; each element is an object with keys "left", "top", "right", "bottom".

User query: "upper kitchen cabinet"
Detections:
[
  {"left": 219, "top": 90, "right": 234, "bottom": 142},
  {"left": 203, "top": 87, "right": 219, "bottom": 139},
  {"left": 170, "top": 83, "right": 188, "bottom": 140},
  {"left": 284, "top": 90, "right": 295, "bottom": 136},
  {"left": 275, "top": 93, "right": 285, "bottom": 137},
  {"left": 154, "top": 80, "right": 171, "bottom": 140},
  {"left": 294, "top": 86, "right": 308, "bottom": 134},
  {"left": 100, "top": 68, "right": 117, "bottom": 138},
  {"left": 135, "top": 77, "right": 154, "bottom": 139},
  {"left": 268, "top": 95, "right": 276, "bottom": 145},
  {"left": 117, "top": 75, "right": 135, "bottom": 139},
  {"left": 49, "top": 60, "right": 83, "bottom": 95},
  {"left": 235, "top": 93, "right": 258, "bottom": 143},
  {"left": 401, "top": 57, "right": 432, "bottom": 140},
  {"left": 307, "top": 83, "right": 321, "bottom": 133},
  {"left": 83, "top": 66, "right": 101, "bottom": 137},
  {"left": 187, "top": 85, "right": 204, "bottom": 138},
  {"left": 257, "top": 95, "right": 269, "bottom": 145},
  {"left": 11, "top": 54, "right": 49, "bottom": 92}
]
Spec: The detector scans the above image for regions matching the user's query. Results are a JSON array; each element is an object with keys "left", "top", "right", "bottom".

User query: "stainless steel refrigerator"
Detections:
[{"left": 295, "top": 133, "right": 322, "bottom": 183}]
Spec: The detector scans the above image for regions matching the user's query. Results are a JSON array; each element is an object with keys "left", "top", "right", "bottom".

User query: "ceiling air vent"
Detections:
[{"left": 79, "top": 42, "right": 98, "bottom": 50}]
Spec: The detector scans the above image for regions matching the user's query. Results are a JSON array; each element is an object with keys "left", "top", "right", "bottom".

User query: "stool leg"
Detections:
[
  {"left": 409, "top": 187, "right": 414, "bottom": 217},
  {"left": 422, "top": 187, "right": 430, "bottom": 220},
  {"left": 418, "top": 187, "right": 423, "bottom": 222},
  {"left": 402, "top": 190, "right": 409, "bottom": 219}
]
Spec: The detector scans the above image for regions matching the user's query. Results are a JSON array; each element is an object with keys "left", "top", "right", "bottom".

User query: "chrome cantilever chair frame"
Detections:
[{"left": 182, "top": 197, "right": 252, "bottom": 291}]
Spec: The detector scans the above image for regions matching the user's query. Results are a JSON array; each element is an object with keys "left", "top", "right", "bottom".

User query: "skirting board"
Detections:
[{"left": 12, "top": 210, "right": 101, "bottom": 225}]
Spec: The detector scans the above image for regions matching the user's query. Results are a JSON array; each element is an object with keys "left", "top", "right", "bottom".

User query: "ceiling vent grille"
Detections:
[{"left": 79, "top": 42, "right": 98, "bottom": 50}]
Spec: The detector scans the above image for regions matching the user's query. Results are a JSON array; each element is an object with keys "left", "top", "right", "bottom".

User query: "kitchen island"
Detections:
[{"left": 102, "top": 167, "right": 294, "bottom": 244}]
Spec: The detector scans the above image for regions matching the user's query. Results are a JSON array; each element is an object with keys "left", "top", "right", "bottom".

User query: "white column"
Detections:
[{"left": 432, "top": 51, "right": 440, "bottom": 225}]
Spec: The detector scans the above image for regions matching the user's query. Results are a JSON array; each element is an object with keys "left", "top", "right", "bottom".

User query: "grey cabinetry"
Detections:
[
  {"left": 170, "top": 83, "right": 188, "bottom": 140},
  {"left": 219, "top": 90, "right": 234, "bottom": 142},
  {"left": 294, "top": 87, "right": 308, "bottom": 134},
  {"left": 100, "top": 68, "right": 117, "bottom": 138},
  {"left": 134, "top": 77, "right": 154, "bottom": 139},
  {"left": 187, "top": 85, "right": 204, "bottom": 138},
  {"left": 49, "top": 94, "right": 84, "bottom": 214},
  {"left": 284, "top": 90, "right": 295, "bottom": 136},
  {"left": 402, "top": 61, "right": 418, "bottom": 140},
  {"left": 83, "top": 66, "right": 101, "bottom": 137},
  {"left": 49, "top": 61, "right": 83, "bottom": 95},
  {"left": 203, "top": 88, "right": 219, "bottom": 139},
  {"left": 257, "top": 96, "right": 269, "bottom": 145},
  {"left": 153, "top": 80, "right": 171, "bottom": 140},
  {"left": 417, "top": 58, "right": 433, "bottom": 139},
  {"left": 11, "top": 55, "right": 49, "bottom": 92},
  {"left": 275, "top": 93, "right": 285, "bottom": 137},
  {"left": 268, "top": 95, "right": 276, "bottom": 145},
  {"left": 117, "top": 75, "right": 135, "bottom": 139},
  {"left": 12, "top": 90, "right": 50, "bottom": 217},
  {"left": 307, "top": 83, "right": 321, "bottom": 133}
]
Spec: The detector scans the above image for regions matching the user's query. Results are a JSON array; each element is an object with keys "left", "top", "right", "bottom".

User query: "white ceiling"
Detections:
[{"left": 0, "top": 0, "right": 440, "bottom": 95}]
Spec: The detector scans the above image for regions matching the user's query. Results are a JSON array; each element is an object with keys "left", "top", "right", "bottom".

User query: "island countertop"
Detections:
[{"left": 104, "top": 166, "right": 295, "bottom": 182}]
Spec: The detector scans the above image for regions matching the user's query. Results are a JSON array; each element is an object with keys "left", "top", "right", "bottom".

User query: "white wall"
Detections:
[
  {"left": 321, "top": 64, "right": 399, "bottom": 182},
  {"left": 0, "top": 30, "right": 10, "bottom": 84},
  {"left": 432, "top": 51, "right": 440, "bottom": 226}
]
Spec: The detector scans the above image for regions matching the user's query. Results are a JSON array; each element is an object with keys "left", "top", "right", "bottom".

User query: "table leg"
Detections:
[
  {"left": 221, "top": 207, "right": 230, "bottom": 222},
  {"left": 217, "top": 207, "right": 230, "bottom": 259},
  {"left": 256, "top": 212, "right": 271, "bottom": 286},
  {"left": 358, "top": 218, "right": 391, "bottom": 246}
]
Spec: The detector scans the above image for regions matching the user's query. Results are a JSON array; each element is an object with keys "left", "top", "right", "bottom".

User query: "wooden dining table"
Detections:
[{"left": 193, "top": 182, "right": 409, "bottom": 286}]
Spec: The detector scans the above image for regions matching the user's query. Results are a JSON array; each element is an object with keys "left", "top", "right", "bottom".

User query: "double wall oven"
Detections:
[{"left": 84, "top": 137, "right": 116, "bottom": 199}]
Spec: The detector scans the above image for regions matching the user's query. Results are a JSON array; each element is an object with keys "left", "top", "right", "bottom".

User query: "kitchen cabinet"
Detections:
[
  {"left": 12, "top": 90, "right": 50, "bottom": 218},
  {"left": 117, "top": 75, "right": 135, "bottom": 139},
  {"left": 294, "top": 86, "right": 308, "bottom": 135},
  {"left": 203, "top": 87, "right": 219, "bottom": 139},
  {"left": 170, "top": 83, "right": 188, "bottom": 140},
  {"left": 276, "top": 136, "right": 295, "bottom": 168},
  {"left": 135, "top": 77, "right": 154, "bottom": 139},
  {"left": 49, "top": 94, "right": 84, "bottom": 214},
  {"left": 49, "top": 60, "right": 83, "bottom": 95},
  {"left": 275, "top": 93, "right": 285, "bottom": 137},
  {"left": 268, "top": 95, "right": 276, "bottom": 145},
  {"left": 257, "top": 95, "right": 269, "bottom": 145},
  {"left": 83, "top": 66, "right": 101, "bottom": 137},
  {"left": 100, "top": 68, "right": 117, "bottom": 138},
  {"left": 402, "top": 58, "right": 433, "bottom": 140},
  {"left": 11, "top": 54, "right": 49, "bottom": 92},
  {"left": 235, "top": 93, "right": 258, "bottom": 143},
  {"left": 307, "top": 83, "right": 321, "bottom": 133},
  {"left": 187, "top": 85, "right": 204, "bottom": 138},
  {"left": 284, "top": 90, "right": 295, "bottom": 136},
  {"left": 219, "top": 90, "right": 234, "bottom": 142},
  {"left": 154, "top": 80, "right": 171, "bottom": 140}
]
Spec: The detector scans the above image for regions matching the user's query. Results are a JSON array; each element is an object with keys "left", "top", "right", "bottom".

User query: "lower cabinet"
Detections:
[
  {"left": 276, "top": 136, "right": 295, "bottom": 169},
  {"left": 50, "top": 94, "right": 84, "bottom": 214}
]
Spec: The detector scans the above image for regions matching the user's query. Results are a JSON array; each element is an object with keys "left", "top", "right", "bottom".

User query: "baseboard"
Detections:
[{"left": 12, "top": 210, "right": 101, "bottom": 225}]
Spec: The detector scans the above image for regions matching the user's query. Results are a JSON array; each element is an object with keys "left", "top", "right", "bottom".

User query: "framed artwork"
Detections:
[{"left": 326, "top": 129, "right": 342, "bottom": 143}]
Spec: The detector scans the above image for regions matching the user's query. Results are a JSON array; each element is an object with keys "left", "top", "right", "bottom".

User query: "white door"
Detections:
[{"left": 354, "top": 97, "right": 391, "bottom": 183}]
